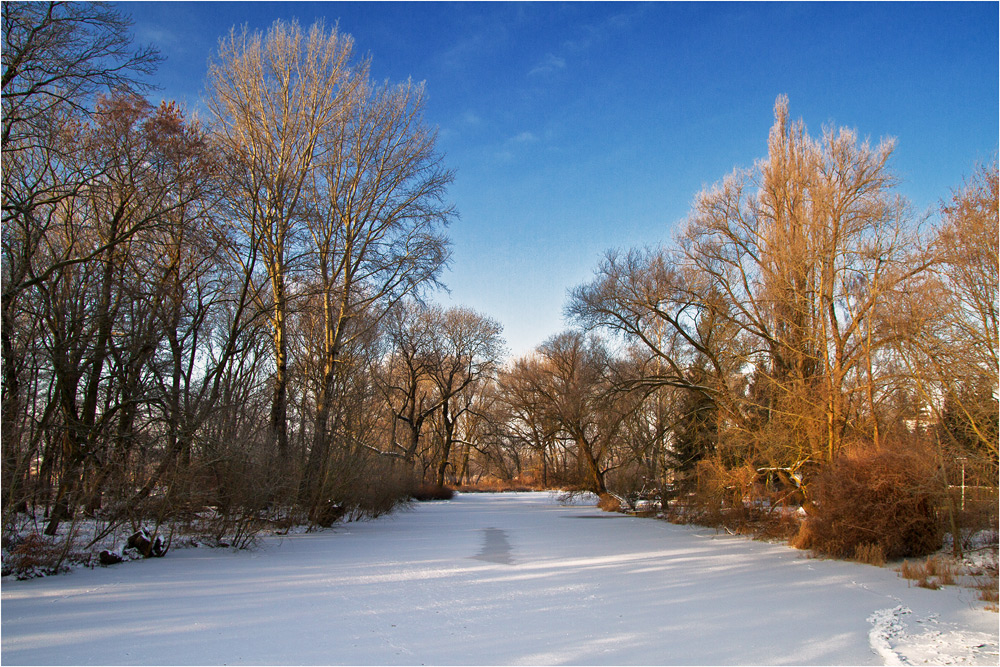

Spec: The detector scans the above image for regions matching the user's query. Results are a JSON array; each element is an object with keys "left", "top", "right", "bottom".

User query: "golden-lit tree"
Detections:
[
  {"left": 207, "top": 19, "right": 355, "bottom": 467},
  {"left": 683, "top": 96, "right": 927, "bottom": 462},
  {"left": 426, "top": 307, "right": 504, "bottom": 487},
  {"left": 300, "top": 73, "right": 453, "bottom": 508}
]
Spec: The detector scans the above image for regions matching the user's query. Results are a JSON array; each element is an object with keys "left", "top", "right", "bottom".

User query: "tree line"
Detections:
[
  {"left": 2, "top": 4, "right": 996, "bottom": 562},
  {"left": 2, "top": 5, "right": 508, "bottom": 552},
  {"left": 481, "top": 99, "right": 997, "bottom": 558}
]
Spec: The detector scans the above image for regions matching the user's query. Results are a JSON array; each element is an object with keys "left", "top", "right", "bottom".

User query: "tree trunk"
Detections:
[
  {"left": 44, "top": 429, "right": 84, "bottom": 535},
  {"left": 270, "top": 295, "right": 289, "bottom": 465},
  {"left": 575, "top": 435, "right": 607, "bottom": 495},
  {"left": 435, "top": 402, "right": 455, "bottom": 487},
  {"left": 301, "top": 377, "right": 332, "bottom": 508},
  {"left": 1, "top": 298, "right": 22, "bottom": 508}
]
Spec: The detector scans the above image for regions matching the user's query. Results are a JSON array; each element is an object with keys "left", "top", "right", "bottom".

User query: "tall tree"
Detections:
[
  {"left": 379, "top": 300, "right": 442, "bottom": 464},
  {"left": 426, "top": 307, "right": 504, "bottom": 487},
  {"left": 895, "top": 163, "right": 1000, "bottom": 480},
  {"left": 29, "top": 95, "right": 213, "bottom": 534},
  {"left": 496, "top": 360, "right": 562, "bottom": 486},
  {"left": 682, "top": 97, "right": 924, "bottom": 462},
  {"left": 568, "top": 246, "right": 743, "bottom": 459},
  {"left": 300, "top": 73, "right": 453, "bottom": 509},
  {"left": 510, "top": 332, "right": 625, "bottom": 495},
  {"left": 2, "top": 1, "right": 159, "bottom": 148},
  {"left": 2, "top": 2, "right": 160, "bottom": 504},
  {"left": 206, "top": 19, "right": 355, "bottom": 468}
]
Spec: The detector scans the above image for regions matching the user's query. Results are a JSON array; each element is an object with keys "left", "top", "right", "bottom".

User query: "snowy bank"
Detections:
[{"left": 2, "top": 492, "right": 996, "bottom": 665}]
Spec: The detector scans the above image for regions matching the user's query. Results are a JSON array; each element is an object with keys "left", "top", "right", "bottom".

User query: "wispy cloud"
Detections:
[
  {"left": 525, "top": 7, "right": 649, "bottom": 79},
  {"left": 528, "top": 53, "right": 566, "bottom": 77},
  {"left": 134, "top": 25, "right": 194, "bottom": 58},
  {"left": 435, "top": 14, "right": 510, "bottom": 72},
  {"left": 493, "top": 130, "right": 540, "bottom": 163},
  {"left": 562, "top": 5, "right": 649, "bottom": 53},
  {"left": 440, "top": 110, "right": 484, "bottom": 141}
]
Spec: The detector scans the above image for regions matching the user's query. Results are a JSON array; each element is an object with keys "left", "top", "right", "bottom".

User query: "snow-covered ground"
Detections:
[{"left": 2, "top": 492, "right": 996, "bottom": 665}]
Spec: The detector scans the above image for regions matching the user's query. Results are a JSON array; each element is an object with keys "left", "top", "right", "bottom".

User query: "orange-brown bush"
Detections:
[
  {"left": 674, "top": 459, "right": 752, "bottom": 527},
  {"left": 670, "top": 459, "right": 801, "bottom": 539},
  {"left": 410, "top": 484, "right": 454, "bottom": 501},
  {"left": 797, "top": 446, "right": 942, "bottom": 560},
  {"left": 3, "top": 532, "right": 93, "bottom": 579},
  {"left": 853, "top": 543, "right": 887, "bottom": 566},
  {"left": 898, "top": 559, "right": 921, "bottom": 580},
  {"left": 789, "top": 519, "right": 815, "bottom": 550},
  {"left": 897, "top": 556, "right": 958, "bottom": 588},
  {"left": 598, "top": 493, "right": 621, "bottom": 513},
  {"left": 454, "top": 475, "right": 543, "bottom": 493},
  {"left": 5, "top": 533, "right": 66, "bottom": 578},
  {"left": 975, "top": 569, "right": 999, "bottom": 606}
]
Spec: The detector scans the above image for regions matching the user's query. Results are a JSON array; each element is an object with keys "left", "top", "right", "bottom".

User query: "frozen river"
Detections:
[{"left": 2, "top": 492, "right": 996, "bottom": 665}]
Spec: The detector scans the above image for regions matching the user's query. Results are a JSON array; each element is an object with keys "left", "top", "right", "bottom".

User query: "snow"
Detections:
[{"left": 2, "top": 492, "right": 996, "bottom": 665}]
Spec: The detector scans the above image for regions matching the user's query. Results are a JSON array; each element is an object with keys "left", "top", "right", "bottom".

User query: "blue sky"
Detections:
[{"left": 124, "top": 1, "right": 999, "bottom": 357}]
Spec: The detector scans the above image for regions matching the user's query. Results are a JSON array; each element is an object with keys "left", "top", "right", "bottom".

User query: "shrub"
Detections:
[
  {"left": 454, "top": 476, "right": 541, "bottom": 493},
  {"left": 853, "top": 543, "right": 887, "bottom": 566},
  {"left": 674, "top": 459, "right": 749, "bottom": 528},
  {"left": 3, "top": 532, "right": 93, "bottom": 579},
  {"left": 309, "top": 501, "right": 346, "bottom": 527},
  {"left": 917, "top": 577, "right": 942, "bottom": 590},
  {"left": 5, "top": 533, "right": 66, "bottom": 578},
  {"left": 410, "top": 484, "right": 454, "bottom": 501},
  {"left": 797, "top": 446, "right": 941, "bottom": 560},
  {"left": 955, "top": 486, "right": 999, "bottom": 551},
  {"left": 965, "top": 556, "right": 999, "bottom": 609},
  {"left": 341, "top": 458, "right": 415, "bottom": 520},
  {"left": 898, "top": 559, "right": 920, "bottom": 580},
  {"left": 672, "top": 458, "right": 801, "bottom": 539},
  {"left": 937, "top": 565, "right": 957, "bottom": 586},
  {"left": 307, "top": 449, "right": 415, "bottom": 522},
  {"left": 598, "top": 493, "right": 621, "bottom": 513},
  {"left": 789, "top": 519, "right": 815, "bottom": 550},
  {"left": 897, "top": 556, "right": 958, "bottom": 589},
  {"left": 976, "top": 574, "right": 999, "bottom": 604}
]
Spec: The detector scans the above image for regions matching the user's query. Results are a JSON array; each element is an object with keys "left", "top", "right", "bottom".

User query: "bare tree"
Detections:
[
  {"left": 2, "top": 3, "right": 160, "bottom": 507},
  {"left": 2, "top": 1, "right": 160, "bottom": 148},
  {"left": 206, "top": 19, "right": 355, "bottom": 468},
  {"left": 13, "top": 95, "right": 214, "bottom": 535},
  {"left": 937, "top": 162, "right": 999, "bottom": 382},
  {"left": 681, "top": 96, "right": 926, "bottom": 462},
  {"left": 495, "top": 360, "right": 563, "bottom": 486},
  {"left": 300, "top": 73, "right": 453, "bottom": 509},
  {"left": 893, "top": 163, "right": 999, "bottom": 481},
  {"left": 507, "top": 332, "right": 629, "bottom": 495},
  {"left": 379, "top": 300, "right": 442, "bottom": 464},
  {"left": 568, "top": 246, "right": 744, "bottom": 466},
  {"left": 425, "top": 307, "right": 504, "bottom": 487}
]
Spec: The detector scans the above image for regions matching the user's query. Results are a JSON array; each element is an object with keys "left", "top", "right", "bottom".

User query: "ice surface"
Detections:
[{"left": 2, "top": 492, "right": 996, "bottom": 665}]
